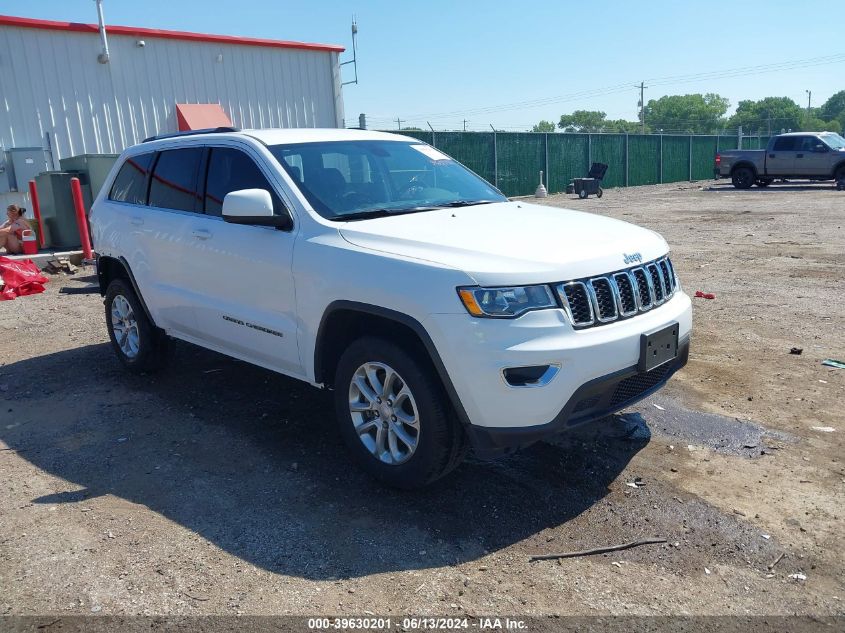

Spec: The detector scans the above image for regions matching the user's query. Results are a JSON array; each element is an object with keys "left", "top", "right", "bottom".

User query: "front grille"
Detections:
[
  {"left": 648, "top": 264, "right": 664, "bottom": 302},
  {"left": 557, "top": 256, "right": 678, "bottom": 329},
  {"left": 632, "top": 268, "right": 652, "bottom": 308},
  {"left": 613, "top": 273, "right": 638, "bottom": 315},
  {"left": 590, "top": 277, "right": 617, "bottom": 321},
  {"left": 610, "top": 362, "right": 674, "bottom": 407},
  {"left": 561, "top": 282, "right": 594, "bottom": 326}
]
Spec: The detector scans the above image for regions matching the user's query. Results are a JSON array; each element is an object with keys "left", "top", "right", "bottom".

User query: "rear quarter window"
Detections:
[{"left": 108, "top": 153, "right": 155, "bottom": 204}]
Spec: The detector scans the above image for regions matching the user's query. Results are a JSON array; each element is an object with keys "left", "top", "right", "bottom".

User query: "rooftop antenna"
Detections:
[{"left": 341, "top": 17, "right": 358, "bottom": 86}]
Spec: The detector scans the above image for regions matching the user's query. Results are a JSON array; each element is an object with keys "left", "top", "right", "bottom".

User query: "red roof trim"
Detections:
[{"left": 0, "top": 14, "right": 345, "bottom": 53}]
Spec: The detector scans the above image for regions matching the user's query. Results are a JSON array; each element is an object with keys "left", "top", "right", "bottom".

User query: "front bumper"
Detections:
[
  {"left": 423, "top": 291, "right": 692, "bottom": 453},
  {"left": 467, "top": 336, "right": 688, "bottom": 455}
]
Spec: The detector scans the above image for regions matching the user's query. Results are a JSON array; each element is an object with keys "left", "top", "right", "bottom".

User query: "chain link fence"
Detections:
[{"left": 381, "top": 131, "right": 770, "bottom": 197}]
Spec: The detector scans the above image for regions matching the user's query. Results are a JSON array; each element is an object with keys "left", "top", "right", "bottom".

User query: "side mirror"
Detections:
[{"left": 222, "top": 189, "right": 292, "bottom": 230}]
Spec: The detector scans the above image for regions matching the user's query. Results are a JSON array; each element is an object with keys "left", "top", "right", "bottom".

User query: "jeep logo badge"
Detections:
[{"left": 623, "top": 252, "right": 643, "bottom": 265}]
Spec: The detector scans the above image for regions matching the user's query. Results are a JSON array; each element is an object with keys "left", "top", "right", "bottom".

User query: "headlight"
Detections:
[{"left": 457, "top": 285, "right": 557, "bottom": 318}]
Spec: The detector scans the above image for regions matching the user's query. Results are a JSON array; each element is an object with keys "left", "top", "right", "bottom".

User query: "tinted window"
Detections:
[
  {"left": 204, "top": 148, "right": 282, "bottom": 216},
  {"left": 772, "top": 137, "right": 799, "bottom": 151},
  {"left": 149, "top": 148, "right": 203, "bottom": 212},
  {"left": 797, "top": 136, "right": 821, "bottom": 151},
  {"left": 108, "top": 153, "right": 154, "bottom": 204}
]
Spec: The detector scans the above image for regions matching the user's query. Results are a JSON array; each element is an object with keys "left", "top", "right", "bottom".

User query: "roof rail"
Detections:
[{"left": 142, "top": 127, "right": 240, "bottom": 143}]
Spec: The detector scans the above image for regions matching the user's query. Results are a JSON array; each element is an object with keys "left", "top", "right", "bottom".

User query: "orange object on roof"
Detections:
[{"left": 175, "top": 104, "right": 233, "bottom": 131}]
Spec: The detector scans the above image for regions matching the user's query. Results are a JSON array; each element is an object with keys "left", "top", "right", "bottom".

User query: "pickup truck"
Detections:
[{"left": 716, "top": 131, "right": 845, "bottom": 189}]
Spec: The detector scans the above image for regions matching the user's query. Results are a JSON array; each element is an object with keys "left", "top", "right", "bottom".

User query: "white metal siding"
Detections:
[{"left": 0, "top": 24, "right": 344, "bottom": 165}]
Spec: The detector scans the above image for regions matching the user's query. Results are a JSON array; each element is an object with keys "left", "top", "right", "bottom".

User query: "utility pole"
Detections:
[
  {"left": 396, "top": 118, "right": 402, "bottom": 130},
  {"left": 463, "top": 119, "right": 468, "bottom": 132},
  {"left": 805, "top": 90, "right": 812, "bottom": 121},
  {"left": 637, "top": 82, "right": 648, "bottom": 134}
]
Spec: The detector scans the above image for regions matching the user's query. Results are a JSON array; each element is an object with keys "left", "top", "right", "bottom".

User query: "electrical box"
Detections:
[
  {"left": 33, "top": 171, "right": 91, "bottom": 249},
  {"left": 60, "top": 154, "right": 119, "bottom": 199},
  {"left": 7, "top": 148, "right": 49, "bottom": 192},
  {"left": 0, "top": 152, "right": 12, "bottom": 193}
]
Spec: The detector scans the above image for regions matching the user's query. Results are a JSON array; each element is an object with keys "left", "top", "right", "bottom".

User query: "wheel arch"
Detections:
[
  {"left": 833, "top": 159, "right": 845, "bottom": 178},
  {"left": 730, "top": 161, "right": 758, "bottom": 177},
  {"left": 96, "top": 255, "right": 156, "bottom": 326},
  {"left": 314, "top": 301, "right": 472, "bottom": 428}
]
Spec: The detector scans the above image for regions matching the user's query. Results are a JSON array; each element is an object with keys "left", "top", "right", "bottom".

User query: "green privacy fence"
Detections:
[{"left": 382, "top": 130, "right": 771, "bottom": 197}]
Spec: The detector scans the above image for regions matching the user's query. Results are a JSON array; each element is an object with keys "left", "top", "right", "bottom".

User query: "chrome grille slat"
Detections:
[{"left": 556, "top": 256, "right": 678, "bottom": 330}]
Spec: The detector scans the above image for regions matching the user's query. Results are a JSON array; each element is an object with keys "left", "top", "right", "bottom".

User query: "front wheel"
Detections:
[
  {"left": 596, "top": 187, "right": 603, "bottom": 198},
  {"left": 333, "top": 336, "right": 466, "bottom": 488},
  {"left": 579, "top": 189, "right": 588, "bottom": 199},
  {"left": 834, "top": 165, "right": 845, "bottom": 184},
  {"left": 105, "top": 278, "right": 168, "bottom": 373},
  {"left": 731, "top": 166, "right": 755, "bottom": 189}
]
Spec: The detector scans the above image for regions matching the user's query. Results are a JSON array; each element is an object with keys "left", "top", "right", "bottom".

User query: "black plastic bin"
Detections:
[{"left": 567, "top": 162, "right": 608, "bottom": 199}]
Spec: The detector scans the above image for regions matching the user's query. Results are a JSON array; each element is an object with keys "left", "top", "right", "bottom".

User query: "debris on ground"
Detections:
[
  {"left": 694, "top": 290, "right": 715, "bottom": 299},
  {"left": 810, "top": 426, "right": 835, "bottom": 433},
  {"left": 789, "top": 347, "right": 803, "bottom": 355},
  {"left": 768, "top": 553, "right": 786, "bottom": 570},
  {"left": 529, "top": 538, "right": 667, "bottom": 562},
  {"left": 625, "top": 477, "right": 646, "bottom": 488},
  {"left": 653, "top": 404, "right": 665, "bottom": 411},
  {"left": 788, "top": 573, "right": 807, "bottom": 581},
  {"left": 44, "top": 257, "right": 78, "bottom": 275},
  {"left": 821, "top": 359, "right": 845, "bottom": 369}
]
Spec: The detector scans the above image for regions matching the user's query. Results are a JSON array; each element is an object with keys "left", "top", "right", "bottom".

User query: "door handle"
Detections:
[
  {"left": 130, "top": 216, "right": 143, "bottom": 226},
  {"left": 796, "top": 154, "right": 804, "bottom": 158},
  {"left": 192, "top": 229, "right": 212, "bottom": 240}
]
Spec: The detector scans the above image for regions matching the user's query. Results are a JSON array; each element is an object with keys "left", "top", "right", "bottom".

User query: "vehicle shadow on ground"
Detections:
[
  {"left": 705, "top": 183, "right": 837, "bottom": 192},
  {"left": 1, "top": 341, "right": 649, "bottom": 580}
]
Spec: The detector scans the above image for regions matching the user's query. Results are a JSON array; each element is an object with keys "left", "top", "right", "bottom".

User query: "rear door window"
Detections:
[
  {"left": 772, "top": 137, "right": 799, "bottom": 151},
  {"left": 148, "top": 148, "right": 204, "bottom": 212},
  {"left": 108, "top": 152, "right": 155, "bottom": 205},
  {"left": 204, "top": 147, "right": 282, "bottom": 216}
]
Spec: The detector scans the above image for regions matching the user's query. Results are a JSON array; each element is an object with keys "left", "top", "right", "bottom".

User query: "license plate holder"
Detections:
[{"left": 639, "top": 323, "right": 679, "bottom": 372}]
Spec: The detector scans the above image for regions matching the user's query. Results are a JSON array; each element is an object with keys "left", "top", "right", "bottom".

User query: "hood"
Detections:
[{"left": 339, "top": 201, "right": 669, "bottom": 286}]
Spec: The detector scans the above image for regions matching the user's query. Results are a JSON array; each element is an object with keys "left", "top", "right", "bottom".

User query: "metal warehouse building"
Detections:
[{"left": 0, "top": 13, "right": 345, "bottom": 210}]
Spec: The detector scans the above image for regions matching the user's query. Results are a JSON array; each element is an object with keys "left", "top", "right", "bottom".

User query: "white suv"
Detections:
[{"left": 91, "top": 127, "right": 692, "bottom": 488}]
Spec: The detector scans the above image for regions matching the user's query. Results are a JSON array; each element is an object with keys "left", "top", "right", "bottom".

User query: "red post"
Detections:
[
  {"left": 28, "top": 179, "right": 46, "bottom": 248},
  {"left": 70, "top": 177, "right": 94, "bottom": 260}
]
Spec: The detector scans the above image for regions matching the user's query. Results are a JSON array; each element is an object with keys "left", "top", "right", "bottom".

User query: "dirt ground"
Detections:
[{"left": 1, "top": 180, "right": 843, "bottom": 619}]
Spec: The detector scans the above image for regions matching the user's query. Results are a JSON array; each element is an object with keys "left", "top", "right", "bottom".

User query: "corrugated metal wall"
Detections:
[{"left": 0, "top": 24, "right": 343, "bottom": 162}]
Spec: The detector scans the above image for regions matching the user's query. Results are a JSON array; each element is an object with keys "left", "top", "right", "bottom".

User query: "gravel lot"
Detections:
[{"left": 1, "top": 181, "right": 843, "bottom": 618}]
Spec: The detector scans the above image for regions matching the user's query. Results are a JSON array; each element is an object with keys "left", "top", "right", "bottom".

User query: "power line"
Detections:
[{"left": 376, "top": 52, "right": 845, "bottom": 122}]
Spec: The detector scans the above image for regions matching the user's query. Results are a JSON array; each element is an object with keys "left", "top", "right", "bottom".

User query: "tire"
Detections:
[
  {"left": 834, "top": 165, "right": 845, "bottom": 184},
  {"left": 731, "top": 166, "right": 755, "bottom": 189},
  {"left": 756, "top": 179, "right": 772, "bottom": 187},
  {"left": 579, "top": 189, "right": 588, "bottom": 199},
  {"left": 104, "top": 278, "right": 168, "bottom": 373},
  {"left": 596, "top": 187, "right": 603, "bottom": 198},
  {"left": 333, "top": 336, "right": 466, "bottom": 489}
]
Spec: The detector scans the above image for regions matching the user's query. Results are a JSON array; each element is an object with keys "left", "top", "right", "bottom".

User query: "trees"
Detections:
[
  {"left": 643, "top": 93, "right": 729, "bottom": 133},
  {"left": 727, "top": 97, "right": 803, "bottom": 134},
  {"left": 531, "top": 120, "right": 556, "bottom": 133},
  {"left": 819, "top": 91, "right": 845, "bottom": 132},
  {"left": 557, "top": 110, "right": 609, "bottom": 133}
]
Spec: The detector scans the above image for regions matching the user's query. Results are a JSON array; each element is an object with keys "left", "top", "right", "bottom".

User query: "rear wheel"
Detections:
[
  {"left": 334, "top": 336, "right": 466, "bottom": 488},
  {"left": 579, "top": 189, "right": 588, "bottom": 199},
  {"left": 105, "top": 278, "right": 168, "bottom": 373},
  {"left": 596, "top": 187, "right": 603, "bottom": 198},
  {"left": 731, "top": 166, "right": 755, "bottom": 189},
  {"left": 834, "top": 165, "right": 845, "bottom": 184}
]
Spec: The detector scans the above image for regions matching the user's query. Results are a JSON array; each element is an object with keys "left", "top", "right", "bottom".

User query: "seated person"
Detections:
[{"left": 0, "top": 205, "right": 30, "bottom": 254}]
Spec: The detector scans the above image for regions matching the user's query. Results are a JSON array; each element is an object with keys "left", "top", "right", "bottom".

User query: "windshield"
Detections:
[
  {"left": 268, "top": 140, "right": 506, "bottom": 220},
  {"left": 820, "top": 133, "right": 845, "bottom": 150}
]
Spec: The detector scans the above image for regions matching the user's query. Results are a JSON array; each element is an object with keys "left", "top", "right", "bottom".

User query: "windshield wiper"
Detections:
[
  {"left": 434, "top": 199, "right": 500, "bottom": 208},
  {"left": 334, "top": 206, "right": 441, "bottom": 221}
]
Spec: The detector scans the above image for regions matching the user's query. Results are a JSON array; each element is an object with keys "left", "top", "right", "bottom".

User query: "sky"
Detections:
[{"left": 2, "top": 0, "right": 843, "bottom": 131}]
